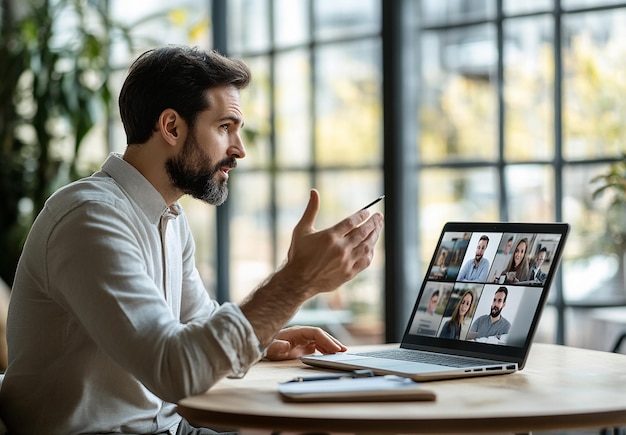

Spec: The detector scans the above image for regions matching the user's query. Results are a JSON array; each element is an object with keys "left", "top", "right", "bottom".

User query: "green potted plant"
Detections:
[
  {"left": 0, "top": 0, "right": 132, "bottom": 286},
  {"left": 591, "top": 154, "right": 626, "bottom": 293}
]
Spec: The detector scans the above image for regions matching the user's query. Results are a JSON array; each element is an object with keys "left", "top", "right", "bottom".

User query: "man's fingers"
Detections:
[
  {"left": 344, "top": 213, "right": 384, "bottom": 273},
  {"left": 315, "top": 333, "right": 348, "bottom": 354},
  {"left": 331, "top": 209, "right": 371, "bottom": 237},
  {"left": 275, "top": 326, "right": 348, "bottom": 356},
  {"left": 342, "top": 212, "right": 384, "bottom": 247}
]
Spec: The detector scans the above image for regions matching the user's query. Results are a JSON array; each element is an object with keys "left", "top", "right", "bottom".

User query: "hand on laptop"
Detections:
[{"left": 265, "top": 326, "right": 347, "bottom": 361}]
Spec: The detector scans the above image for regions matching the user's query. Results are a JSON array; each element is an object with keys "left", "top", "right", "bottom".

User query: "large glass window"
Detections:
[
  {"left": 223, "top": 0, "right": 626, "bottom": 346},
  {"left": 416, "top": 0, "right": 626, "bottom": 346},
  {"left": 96, "top": 0, "right": 626, "bottom": 348},
  {"left": 419, "top": 25, "right": 498, "bottom": 163},
  {"left": 227, "top": 0, "right": 385, "bottom": 342},
  {"left": 503, "top": 16, "right": 554, "bottom": 162}
]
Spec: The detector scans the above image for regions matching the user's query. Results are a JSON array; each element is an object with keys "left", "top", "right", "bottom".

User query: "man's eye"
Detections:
[{"left": 220, "top": 124, "right": 229, "bottom": 131}]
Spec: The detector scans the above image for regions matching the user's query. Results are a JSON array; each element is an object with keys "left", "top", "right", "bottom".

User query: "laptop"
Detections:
[{"left": 302, "top": 221, "right": 570, "bottom": 381}]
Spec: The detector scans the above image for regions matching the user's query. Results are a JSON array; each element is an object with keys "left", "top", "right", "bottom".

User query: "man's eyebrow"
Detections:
[{"left": 217, "top": 115, "right": 244, "bottom": 127}]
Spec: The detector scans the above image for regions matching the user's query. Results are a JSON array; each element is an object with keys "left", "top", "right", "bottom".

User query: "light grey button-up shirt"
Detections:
[{"left": 0, "top": 153, "right": 263, "bottom": 435}]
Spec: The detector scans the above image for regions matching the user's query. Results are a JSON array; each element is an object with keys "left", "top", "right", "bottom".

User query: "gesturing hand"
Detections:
[
  {"left": 284, "top": 189, "right": 384, "bottom": 297},
  {"left": 240, "top": 189, "right": 383, "bottom": 349}
]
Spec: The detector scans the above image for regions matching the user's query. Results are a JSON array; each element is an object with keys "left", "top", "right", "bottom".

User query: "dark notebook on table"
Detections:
[{"left": 302, "top": 221, "right": 569, "bottom": 381}]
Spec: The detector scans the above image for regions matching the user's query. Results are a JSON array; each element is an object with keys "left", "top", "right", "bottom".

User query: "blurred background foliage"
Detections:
[
  {"left": 592, "top": 155, "right": 626, "bottom": 283},
  {"left": 0, "top": 0, "right": 133, "bottom": 286}
]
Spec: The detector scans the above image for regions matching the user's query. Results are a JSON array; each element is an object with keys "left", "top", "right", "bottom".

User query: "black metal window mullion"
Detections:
[
  {"left": 496, "top": 0, "right": 508, "bottom": 222},
  {"left": 382, "top": 0, "right": 419, "bottom": 342},
  {"left": 553, "top": 0, "right": 566, "bottom": 345},
  {"left": 268, "top": 0, "right": 279, "bottom": 269},
  {"left": 212, "top": 0, "right": 230, "bottom": 304},
  {"left": 308, "top": 0, "right": 318, "bottom": 189}
]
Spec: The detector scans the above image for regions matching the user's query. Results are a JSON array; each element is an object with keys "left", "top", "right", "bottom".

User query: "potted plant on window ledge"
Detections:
[{"left": 591, "top": 154, "right": 626, "bottom": 299}]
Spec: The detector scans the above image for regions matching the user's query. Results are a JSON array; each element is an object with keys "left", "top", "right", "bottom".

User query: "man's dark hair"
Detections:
[
  {"left": 539, "top": 247, "right": 548, "bottom": 254},
  {"left": 496, "top": 286, "right": 508, "bottom": 302},
  {"left": 479, "top": 235, "right": 489, "bottom": 244},
  {"left": 119, "top": 46, "right": 251, "bottom": 145}
]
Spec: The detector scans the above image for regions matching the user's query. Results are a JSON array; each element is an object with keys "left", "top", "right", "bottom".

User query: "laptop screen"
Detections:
[{"left": 402, "top": 222, "right": 569, "bottom": 365}]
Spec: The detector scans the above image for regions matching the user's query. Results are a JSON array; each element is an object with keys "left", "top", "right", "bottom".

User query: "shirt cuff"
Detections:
[{"left": 215, "top": 303, "right": 265, "bottom": 379}]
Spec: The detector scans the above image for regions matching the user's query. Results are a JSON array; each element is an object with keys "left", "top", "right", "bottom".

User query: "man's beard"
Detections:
[
  {"left": 165, "top": 131, "right": 237, "bottom": 205},
  {"left": 490, "top": 306, "right": 502, "bottom": 318}
]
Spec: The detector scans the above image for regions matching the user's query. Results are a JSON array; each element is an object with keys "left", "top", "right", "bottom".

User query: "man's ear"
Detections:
[{"left": 157, "top": 108, "right": 187, "bottom": 147}]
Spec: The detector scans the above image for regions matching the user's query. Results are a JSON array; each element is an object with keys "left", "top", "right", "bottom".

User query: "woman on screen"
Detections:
[
  {"left": 438, "top": 290, "right": 475, "bottom": 340},
  {"left": 497, "top": 237, "right": 530, "bottom": 284}
]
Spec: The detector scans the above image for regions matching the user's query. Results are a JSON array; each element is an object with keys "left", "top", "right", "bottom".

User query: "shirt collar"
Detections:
[{"left": 100, "top": 153, "right": 181, "bottom": 225}]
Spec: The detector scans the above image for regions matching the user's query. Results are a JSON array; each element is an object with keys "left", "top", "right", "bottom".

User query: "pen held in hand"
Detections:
[{"left": 361, "top": 195, "right": 385, "bottom": 211}]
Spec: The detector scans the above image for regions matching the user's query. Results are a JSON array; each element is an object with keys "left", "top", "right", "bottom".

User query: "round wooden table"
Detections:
[{"left": 178, "top": 343, "right": 626, "bottom": 434}]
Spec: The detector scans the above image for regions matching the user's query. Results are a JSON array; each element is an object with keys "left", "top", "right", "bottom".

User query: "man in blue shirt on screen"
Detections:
[{"left": 457, "top": 235, "right": 490, "bottom": 282}]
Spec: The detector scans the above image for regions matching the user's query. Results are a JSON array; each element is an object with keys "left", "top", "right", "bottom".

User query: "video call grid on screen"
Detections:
[{"left": 407, "top": 230, "right": 564, "bottom": 348}]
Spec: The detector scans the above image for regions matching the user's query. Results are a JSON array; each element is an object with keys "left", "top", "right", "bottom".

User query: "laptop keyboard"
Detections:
[{"left": 355, "top": 349, "right": 495, "bottom": 368}]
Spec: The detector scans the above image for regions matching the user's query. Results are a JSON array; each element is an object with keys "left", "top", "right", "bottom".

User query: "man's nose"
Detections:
[{"left": 229, "top": 134, "right": 247, "bottom": 159}]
